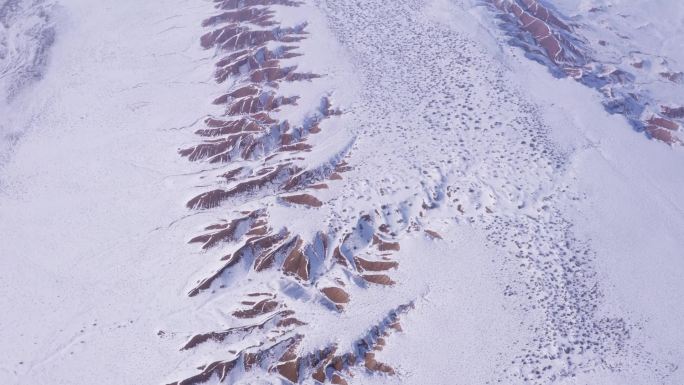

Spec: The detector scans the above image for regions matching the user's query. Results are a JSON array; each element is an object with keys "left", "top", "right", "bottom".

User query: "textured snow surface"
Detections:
[
  {"left": 1, "top": 0, "right": 683, "bottom": 384},
  {"left": 0, "top": 0, "right": 55, "bottom": 165}
]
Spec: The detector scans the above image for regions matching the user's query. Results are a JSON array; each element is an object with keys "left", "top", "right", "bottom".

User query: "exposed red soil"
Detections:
[
  {"left": 186, "top": 164, "right": 301, "bottom": 209},
  {"left": 355, "top": 257, "right": 398, "bottom": 272},
  {"left": 487, "top": 1, "right": 684, "bottom": 146},
  {"left": 372, "top": 235, "right": 400, "bottom": 251},
  {"left": 201, "top": 23, "right": 306, "bottom": 51},
  {"left": 660, "top": 72, "right": 684, "bottom": 83},
  {"left": 181, "top": 310, "right": 303, "bottom": 350},
  {"left": 280, "top": 194, "right": 323, "bottom": 208},
  {"left": 202, "top": 7, "right": 278, "bottom": 28},
  {"left": 197, "top": 114, "right": 275, "bottom": 137},
  {"left": 169, "top": 303, "right": 413, "bottom": 385},
  {"left": 648, "top": 117, "right": 679, "bottom": 131},
  {"left": 364, "top": 352, "right": 395, "bottom": 374},
  {"left": 280, "top": 142, "right": 313, "bottom": 152},
  {"left": 321, "top": 287, "right": 350, "bottom": 304},
  {"left": 645, "top": 126, "right": 681, "bottom": 145},
  {"left": 187, "top": 231, "right": 290, "bottom": 297},
  {"left": 489, "top": 0, "right": 574, "bottom": 64},
  {"left": 215, "top": 0, "right": 302, "bottom": 11},
  {"left": 662, "top": 106, "right": 684, "bottom": 119},
  {"left": 253, "top": 235, "right": 301, "bottom": 272},
  {"left": 173, "top": 1, "right": 415, "bottom": 383},
  {"left": 362, "top": 274, "right": 396, "bottom": 286},
  {"left": 189, "top": 210, "right": 263, "bottom": 249},
  {"left": 277, "top": 360, "right": 300, "bottom": 383},
  {"left": 331, "top": 374, "right": 348, "bottom": 385},
  {"left": 282, "top": 238, "right": 309, "bottom": 280},
  {"left": 281, "top": 155, "right": 348, "bottom": 191},
  {"left": 233, "top": 299, "right": 280, "bottom": 318}
]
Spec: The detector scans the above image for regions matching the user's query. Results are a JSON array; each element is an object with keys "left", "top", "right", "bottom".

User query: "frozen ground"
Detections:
[
  {"left": 1, "top": 0, "right": 683, "bottom": 384},
  {"left": 0, "top": 0, "right": 55, "bottom": 166}
]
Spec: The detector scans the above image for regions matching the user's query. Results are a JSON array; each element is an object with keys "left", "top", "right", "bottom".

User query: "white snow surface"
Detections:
[{"left": 1, "top": 0, "right": 683, "bottom": 384}]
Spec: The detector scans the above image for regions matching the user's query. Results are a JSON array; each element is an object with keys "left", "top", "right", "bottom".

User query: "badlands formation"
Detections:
[{"left": 1, "top": 1, "right": 684, "bottom": 385}]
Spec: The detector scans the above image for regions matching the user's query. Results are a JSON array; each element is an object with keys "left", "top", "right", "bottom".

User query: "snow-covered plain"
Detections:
[{"left": 1, "top": 0, "right": 683, "bottom": 384}]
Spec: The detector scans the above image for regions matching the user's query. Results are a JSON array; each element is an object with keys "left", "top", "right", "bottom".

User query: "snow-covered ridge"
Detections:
[
  {"left": 481, "top": 0, "right": 684, "bottom": 145},
  {"left": 2, "top": 0, "right": 682, "bottom": 384},
  {"left": 167, "top": 0, "right": 669, "bottom": 383},
  {"left": 168, "top": 1, "right": 413, "bottom": 383}
]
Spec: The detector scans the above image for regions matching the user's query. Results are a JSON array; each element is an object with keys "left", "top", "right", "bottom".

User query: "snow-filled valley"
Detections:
[{"left": 1, "top": 0, "right": 683, "bottom": 384}]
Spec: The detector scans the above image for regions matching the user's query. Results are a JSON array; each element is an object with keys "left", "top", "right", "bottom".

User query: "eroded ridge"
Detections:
[
  {"left": 483, "top": 0, "right": 684, "bottom": 145},
  {"left": 186, "top": 210, "right": 403, "bottom": 299},
  {"left": 172, "top": 1, "right": 412, "bottom": 383},
  {"left": 168, "top": 303, "right": 411, "bottom": 385},
  {"left": 487, "top": 0, "right": 584, "bottom": 68},
  {"left": 319, "top": 0, "right": 674, "bottom": 382}
]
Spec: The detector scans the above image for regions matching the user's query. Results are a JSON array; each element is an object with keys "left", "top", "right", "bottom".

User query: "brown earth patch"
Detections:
[
  {"left": 648, "top": 117, "right": 679, "bottom": 131},
  {"left": 233, "top": 299, "right": 280, "bottom": 319},
  {"left": 355, "top": 257, "right": 398, "bottom": 272},
  {"left": 363, "top": 274, "right": 395, "bottom": 286},
  {"left": 321, "top": 287, "right": 350, "bottom": 304}
]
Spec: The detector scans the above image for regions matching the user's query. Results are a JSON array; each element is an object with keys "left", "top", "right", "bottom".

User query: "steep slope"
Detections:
[{"left": 480, "top": 0, "right": 684, "bottom": 144}]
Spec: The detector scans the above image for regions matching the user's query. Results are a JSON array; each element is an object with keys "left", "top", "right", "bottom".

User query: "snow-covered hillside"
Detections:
[
  {"left": 0, "top": 0, "right": 54, "bottom": 166},
  {"left": 1, "top": 1, "right": 683, "bottom": 385},
  {"left": 481, "top": 0, "right": 684, "bottom": 144}
]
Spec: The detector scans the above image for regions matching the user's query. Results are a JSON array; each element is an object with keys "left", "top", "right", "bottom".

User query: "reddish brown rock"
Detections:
[
  {"left": 203, "top": 7, "right": 278, "bottom": 28},
  {"left": 165, "top": 359, "right": 238, "bottom": 385},
  {"left": 662, "top": 106, "right": 684, "bottom": 119},
  {"left": 363, "top": 274, "right": 395, "bottom": 286},
  {"left": 660, "top": 71, "right": 684, "bottom": 83},
  {"left": 648, "top": 117, "right": 679, "bottom": 131},
  {"left": 181, "top": 310, "right": 301, "bottom": 350},
  {"left": 233, "top": 299, "right": 280, "bottom": 319},
  {"left": 321, "top": 287, "right": 350, "bottom": 304},
  {"left": 187, "top": 164, "right": 301, "bottom": 209},
  {"left": 187, "top": 232, "right": 290, "bottom": 297},
  {"left": 282, "top": 238, "right": 309, "bottom": 280},
  {"left": 171, "top": 303, "right": 413, "bottom": 385},
  {"left": 646, "top": 126, "right": 681, "bottom": 145},
  {"left": 372, "top": 235, "right": 400, "bottom": 251},
  {"left": 197, "top": 114, "right": 274, "bottom": 137},
  {"left": 277, "top": 360, "right": 300, "bottom": 383},
  {"left": 189, "top": 211, "right": 262, "bottom": 249},
  {"left": 364, "top": 352, "right": 395, "bottom": 375},
  {"left": 280, "top": 194, "right": 323, "bottom": 208},
  {"left": 355, "top": 257, "right": 398, "bottom": 272}
]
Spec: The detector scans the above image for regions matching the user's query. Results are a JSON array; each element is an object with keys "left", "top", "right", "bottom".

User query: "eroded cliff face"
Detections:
[
  {"left": 171, "top": 2, "right": 414, "bottom": 383},
  {"left": 166, "top": 0, "right": 676, "bottom": 384},
  {"left": 482, "top": 0, "right": 684, "bottom": 145}
]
